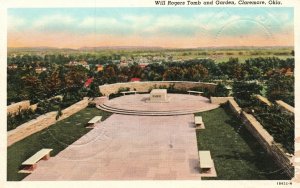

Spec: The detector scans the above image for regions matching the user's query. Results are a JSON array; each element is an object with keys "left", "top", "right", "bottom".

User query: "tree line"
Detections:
[{"left": 8, "top": 55, "right": 294, "bottom": 106}]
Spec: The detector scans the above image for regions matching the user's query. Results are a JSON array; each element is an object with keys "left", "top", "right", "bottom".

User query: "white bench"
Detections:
[
  {"left": 86, "top": 116, "right": 102, "bottom": 128},
  {"left": 188, "top": 90, "right": 204, "bottom": 96},
  {"left": 120, "top": 91, "right": 137, "bottom": 95},
  {"left": 195, "top": 116, "right": 205, "bottom": 129},
  {"left": 19, "top": 148, "right": 53, "bottom": 173},
  {"left": 199, "top": 151, "right": 213, "bottom": 172}
]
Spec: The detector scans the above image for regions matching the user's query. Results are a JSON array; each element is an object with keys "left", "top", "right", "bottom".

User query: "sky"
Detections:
[{"left": 8, "top": 7, "right": 294, "bottom": 48}]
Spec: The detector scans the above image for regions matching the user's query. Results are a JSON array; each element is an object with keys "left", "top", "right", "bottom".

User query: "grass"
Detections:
[
  {"left": 7, "top": 107, "right": 112, "bottom": 181},
  {"left": 196, "top": 105, "right": 290, "bottom": 180}
]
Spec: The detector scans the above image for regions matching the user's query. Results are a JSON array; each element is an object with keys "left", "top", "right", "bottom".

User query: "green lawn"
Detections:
[
  {"left": 7, "top": 107, "right": 112, "bottom": 181},
  {"left": 196, "top": 105, "right": 290, "bottom": 180}
]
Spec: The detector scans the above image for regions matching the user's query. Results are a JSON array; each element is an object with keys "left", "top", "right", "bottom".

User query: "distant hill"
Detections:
[
  {"left": 8, "top": 46, "right": 77, "bottom": 52},
  {"left": 196, "top": 46, "right": 294, "bottom": 50},
  {"left": 79, "top": 46, "right": 164, "bottom": 51},
  {"left": 8, "top": 45, "right": 293, "bottom": 52}
]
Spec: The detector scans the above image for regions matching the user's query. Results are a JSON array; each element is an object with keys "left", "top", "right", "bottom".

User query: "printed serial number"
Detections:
[{"left": 277, "top": 181, "right": 292, "bottom": 185}]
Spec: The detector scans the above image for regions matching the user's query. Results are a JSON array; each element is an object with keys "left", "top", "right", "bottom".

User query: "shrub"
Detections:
[
  {"left": 118, "top": 87, "right": 130, "bottom": 93},
  {"left": 87, "top": 101, "right": 96, "bottom": 108},
  {"left": 232, "top": 81, "right": 262, "bottom": 101},
  {"left": 214, "top": 83, "right": 230, "bottom": 97},
  {"left": 239, "top": 97, "right": 294, "bottom": 153},
  {"left": 254, "top": 105, "right": 294, "bottom": 153},
  {"left": 266, "top": 73, "right": 294, "bottom": 106},
  {"left": 7, "top": 108, "right": 36, "bottom": 131}
]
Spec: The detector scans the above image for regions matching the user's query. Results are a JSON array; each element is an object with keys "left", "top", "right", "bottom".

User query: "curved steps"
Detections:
[
  {"left": 97, "top": 104, "right": 204, "bottom": 116},
  {"left": 101, "top": 104, "right": 198, "bottom": 113}
]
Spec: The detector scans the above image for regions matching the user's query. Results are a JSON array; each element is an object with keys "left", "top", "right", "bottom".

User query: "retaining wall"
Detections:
[
  {"left": 7, "top": 95, "right": 63, "bottom": 115},
  {"left": 99, "top": 81, "right": 217, "bottom": 96},
  {"left": 210, "top": 97, "right": 234, "bottom": 105},
  {"left": 255, "top": 95, "right": 272, "bottom": 106},
  {"left": 276, "top": 100, "right": 294, "bottom": 115},
  {"left": 228, "top": 99, "right": 242, "bottom": 117},
  {"left": 226, "top": 99, "right": 294, "bottom": 178},
  {"left": 7, "top": 100, "right": 31, "bottom": 115},
  {"left": 7, "top": 98, "right": 89, "bottom": 146}
]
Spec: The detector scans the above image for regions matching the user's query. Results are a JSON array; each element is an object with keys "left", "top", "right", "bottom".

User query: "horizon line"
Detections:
[{"left": 8, "top": 45, "right": 295, "bottom": 50}]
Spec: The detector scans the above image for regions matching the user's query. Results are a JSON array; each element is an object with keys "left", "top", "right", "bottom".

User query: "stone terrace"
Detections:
[{"left": 24, "top": 114, "right": 201, "bottom": 180}]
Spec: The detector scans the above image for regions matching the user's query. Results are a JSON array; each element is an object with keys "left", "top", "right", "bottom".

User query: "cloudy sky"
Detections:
[{"left": 8, "top": 7, "right": 293, "bottom": 48}]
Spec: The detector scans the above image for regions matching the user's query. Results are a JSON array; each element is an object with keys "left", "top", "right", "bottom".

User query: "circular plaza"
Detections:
[{"left": 98, "top": 93, "right": 219, "bottom": 116}]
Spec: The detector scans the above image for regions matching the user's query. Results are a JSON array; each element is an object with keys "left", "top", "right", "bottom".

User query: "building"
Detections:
[
  {"left": 67, "top": 60, "right": 90, "bottom": 70},
  {"left": 96, "top": 64, "right": 104, "bottom": 72},
  {"left": 130, "top": 77, "right": 141, "bottom": 82},
  {"left": 35, "top": 67, "right": 47, "bottom": 74},
  {"left": 84, "top": 77, "right": 94, "bottom": 88},
  {"left": 7, "top": 64, "right": 18, "bottom": 69},
  {"left": 139, "top": 63, "right": 149, "bottom": 69}
]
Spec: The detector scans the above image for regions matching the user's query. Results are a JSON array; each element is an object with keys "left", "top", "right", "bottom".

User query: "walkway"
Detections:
[{"left": 24, "top": 114, "right": 201, "bottom": 180}]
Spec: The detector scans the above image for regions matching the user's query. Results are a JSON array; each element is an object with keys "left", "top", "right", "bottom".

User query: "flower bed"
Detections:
[{"left": 237, "top": 98, "right": 294, "bottom": 154}]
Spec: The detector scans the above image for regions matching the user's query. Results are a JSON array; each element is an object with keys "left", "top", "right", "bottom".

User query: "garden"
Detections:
[
  {"left": 232, "top": 80, "right": 294, "bottom": 154},
  {"left": 196, "top": 104, "right": 290, "bottom": 180},
  {"left": 7, "top": 90, "right": 87, "bottom": 131},
  {"left": 7, "top": 106, "right": 112, "bottom": 181}
]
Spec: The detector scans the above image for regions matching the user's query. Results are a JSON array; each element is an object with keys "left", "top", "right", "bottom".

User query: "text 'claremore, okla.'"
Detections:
[{"left": 155, "top": 0, "right": 282, "bottom": 6}]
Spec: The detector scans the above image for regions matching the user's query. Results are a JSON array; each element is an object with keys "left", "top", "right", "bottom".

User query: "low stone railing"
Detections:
[
  {"left": 99, "top": 81, "right": 217, "bottom": 96},
  {"left": 255, "top": 94, "right": 272, "bottom": 106},
  {"left": 7, "top": 100, "right": 32, "bottom": 115},
  {"left": 276, "top": 100, "right": 294, "bottom": 115},
  {"left": 7, "top": 98, "right": 89, "bottom": 146},
  {"left": 221, "top": 98, "right": 294, "bottom": 178},
  {"left": 210, "top": 96, "right": 233, "bottom": 104}
]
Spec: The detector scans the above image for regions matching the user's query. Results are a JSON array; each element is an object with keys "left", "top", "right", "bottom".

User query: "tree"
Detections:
[
  {"left": 163, "top": 67, "right": 184, "bottom": 81},
  {"left": 22, "top": 75, "right": 44, "bottom": 103},
  {"left": 232, "top": 81, "right": 262, "bottom": 101},
  {"left": 266, "top": 72, "right": 294, "bottom": 106},
  {"left": 219, "top": 58, "right": 245, "bottom": 80},
  {"left": 102, "top": 65, "right": 117, "bottom": 83},
  {"left": 42, "top": 69, "right": 62, "bottom": 98},
  {"left": 214, "top": 83, "right": 229, "bottom": 97},
  {"left": 129, "top": 63, "right": 142, "bottom": 78},
  {"left": 64, "top": 66, "right": 88, "bottom": 91}
]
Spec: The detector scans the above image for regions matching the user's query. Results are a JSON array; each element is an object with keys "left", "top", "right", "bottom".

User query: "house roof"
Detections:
[
  {"left": 130, "top": 77, "right": 141, "bottom": 82},
  {"left": 84, "top": 77, "right": 94, "bottom": 87}
]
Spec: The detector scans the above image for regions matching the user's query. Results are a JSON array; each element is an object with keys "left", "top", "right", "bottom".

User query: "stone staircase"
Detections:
[{"left": 96, "top": 104, "right": 203, "bottom": 116}]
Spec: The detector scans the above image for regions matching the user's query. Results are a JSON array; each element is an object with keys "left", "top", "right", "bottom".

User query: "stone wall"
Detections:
[
  {"left": 255, "top": 94, "right": 272, "bottom": 106},
  {"left": 7, "top": 95, "right": 63, "bottom": 115},
  {"left": 226, "top": 99, "right": 294, "bottom": 178},
  {"left": 7, "top": 98, "right": 89, "bottom": 146},
  {"left": 29, "top": 103, "right": 38, "bottom": 111},
  {"left": 99, "top": 81, "right": 217, "bottom": 96},
  {"left": 228, "top": 99, "right": 242, "bottom": 117},
  {"left": 7, "top": 100, "right": 31, "bottom": 115},
  {"left": 240, "top": 111, "right": 293, "bottom": 178},
  {"left": 276, "top": 100, "right": 294, "bottom": 115},
  {"left": 210, "top": 97, "right": 234, "bottom": 105},
  {"left": 93, "top": 96, "right": 109, "bottom": 105}
]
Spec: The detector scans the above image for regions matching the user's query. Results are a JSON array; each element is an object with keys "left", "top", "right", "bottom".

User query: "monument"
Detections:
[{"left": 149, "top": 89, "right": 169, "bottom": 103}]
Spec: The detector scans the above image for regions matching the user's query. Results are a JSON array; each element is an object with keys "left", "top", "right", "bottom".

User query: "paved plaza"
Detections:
[
  {"left": 100, "top": 94, "right": 219, "bottom": 115},
  {"left": 25, "top": 114, "right": 202, "bottom": 180},
  {"left": 105, "top": 94, "right": 218, "bottom": 112}
]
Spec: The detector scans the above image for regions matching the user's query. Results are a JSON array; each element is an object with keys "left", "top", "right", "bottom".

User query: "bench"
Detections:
[
  {"left": 86, "top": 116, "right": 102, "bottom": 128},
  {"left": 194, "top": 116, "right": 205, "bottom": 129},
  {"left": 18, "top": 148, "right": 53, "bottom": 173},
  {"left": 199, "top": 151, "right": 213, "bottom": 173},
  {"left": 187, "top": 90, "right": 204, "bottom": 96},
  {"left": 120, "top": 91, "right": 137, "bottom": 95}
]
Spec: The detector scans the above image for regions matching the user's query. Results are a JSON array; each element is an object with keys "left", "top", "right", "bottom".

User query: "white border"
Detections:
[{"left": 1, "top": 0, "right": 299, "bottom": 188}]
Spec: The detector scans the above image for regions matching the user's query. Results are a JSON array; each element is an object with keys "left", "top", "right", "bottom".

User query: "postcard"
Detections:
[{"left": 1, "top": 0, "right": 299, "bottom": 187}]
